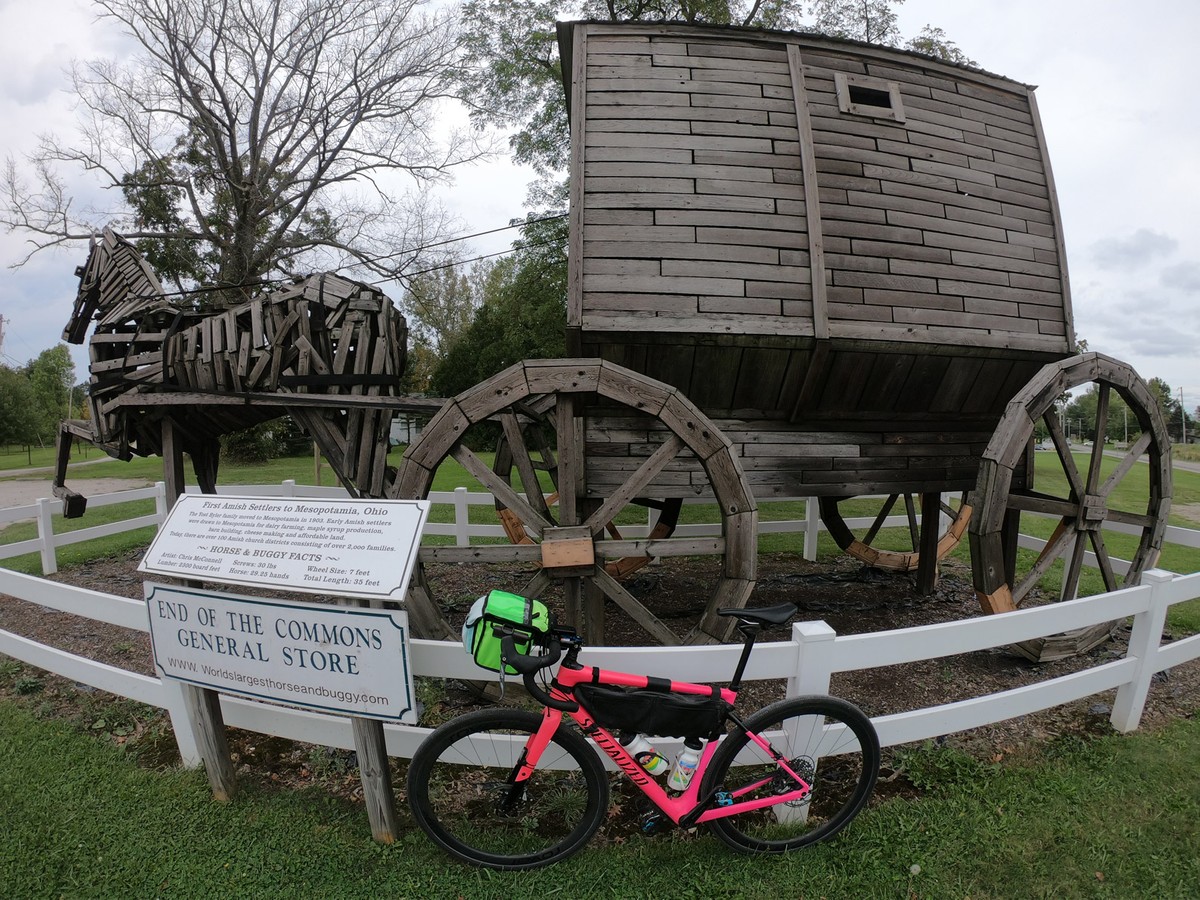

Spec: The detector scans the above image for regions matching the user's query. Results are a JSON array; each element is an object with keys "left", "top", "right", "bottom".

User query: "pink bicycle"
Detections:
[{"left": 407, "top": 602, "right": 879, "bottom": 869}]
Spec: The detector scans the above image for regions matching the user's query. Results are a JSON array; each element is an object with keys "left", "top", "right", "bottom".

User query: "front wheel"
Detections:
[
  {"left": 701, "top": 696, "right": 879, "bottom": 853},
  {"left": 406, "top": 708, "right": 609, "bottom": 870}
]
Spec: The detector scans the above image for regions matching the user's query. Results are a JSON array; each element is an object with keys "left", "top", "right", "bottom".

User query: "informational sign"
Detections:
[
  {"left": 144, "top": 582, "right": 416, "bottom": 723},
  {"left": 138, "top": 495, "right": 429, "bottom": 600}
]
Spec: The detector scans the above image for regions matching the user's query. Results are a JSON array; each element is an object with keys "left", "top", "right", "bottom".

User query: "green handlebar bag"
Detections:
[{"left": 461, "top": 590, "right": 550, "bottom": 674}]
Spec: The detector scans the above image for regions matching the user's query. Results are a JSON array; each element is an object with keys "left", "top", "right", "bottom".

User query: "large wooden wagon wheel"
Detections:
[
  {"left": 490, "top": 396, "right": 685, "bottom": 580},
  {"left": 969, "top": 353, "right": 1172, "bottom": 661},
  {"left": 819, "top": 493, "right": 971, "bottom": 579},
  {"left": 391, "top": 359, "right": 757, "bottom": 645}
]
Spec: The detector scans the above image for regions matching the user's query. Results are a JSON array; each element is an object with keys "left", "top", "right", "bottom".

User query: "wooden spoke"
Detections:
[
  {"left": 393, "top": 359, "right": 756, "bottom": 644},
  {"left": 819, "top": 492, "right": 969, "bottom": 576},
  {"left": 1043, "top": 412, "right": 1084, "bottom": 500},
  {"left": 450, "top": 443, "right": 554, "bottom": 533},
  {"left": 582, "top": 435, "right": 683, "bottom": 536},
  {"left": 521, "top": 568, "right": 554, "bottom": 600},
  {"left": 1085, "top": 385, "right": 1110, "bottom": 495},
  {"left": 1098, "top": 431, "right": 1153, "bottom": 499},
  {"left": 1061, "top": 530, "right": 1088, "bottom": 601},
  {"left": 499, "top": 412, "right": 553, "bottom": 522},
  {"left": 1013, "top": 518, "right": 1073, "bottom": 605},
  {"left": 903, "top": 494, "right": 919, "bottom": 548},
  {"left": 969, "top": 352, "right": 1172, "bottom": 661},
  {"left": 862, "top": 494, "right": 899, "bottom": 544},
  {"left": 1088, "top": 528, "right": 1120, "bottom": 594},
  {"left": 555, "top": 392, "right": 582, "bottom": 527},
  {"left": 591, "top": 568, "right": 682, "bottom": 646}
]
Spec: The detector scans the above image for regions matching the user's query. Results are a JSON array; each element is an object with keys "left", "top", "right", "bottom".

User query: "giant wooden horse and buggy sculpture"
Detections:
[{"left": 56, "top": 21, "right": 1172, "bottom": 662}]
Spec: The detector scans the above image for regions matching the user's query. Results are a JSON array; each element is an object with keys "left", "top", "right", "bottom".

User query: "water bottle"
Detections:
[
  {"left": 667, "top": 737, "right": 703, "bottom": 791},
  {"left": 620, "top": 733, "right": 669, "bottom": 776}
]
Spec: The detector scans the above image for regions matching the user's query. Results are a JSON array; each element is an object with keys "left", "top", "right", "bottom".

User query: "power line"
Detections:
[{"left": 92, "top": 214, "right": 569, "bottom": 306}]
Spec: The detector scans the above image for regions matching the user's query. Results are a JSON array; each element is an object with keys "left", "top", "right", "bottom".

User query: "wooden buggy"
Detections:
[{"left": 392, "top": 21, "right": 1172, "bottom": 659}]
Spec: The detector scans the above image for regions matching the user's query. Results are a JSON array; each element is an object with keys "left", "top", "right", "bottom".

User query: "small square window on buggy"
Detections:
[{"left": 834, "top": 71, "right": 906, "bottom": 123}]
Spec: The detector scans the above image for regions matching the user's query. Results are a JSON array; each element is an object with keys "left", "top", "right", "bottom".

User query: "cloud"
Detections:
[
  {"left": 1161, "top": 261, "right": 1200, "bottom": 293},
  {"left": 1089, "top": 229, "right": 1178, "bottom": 271}
]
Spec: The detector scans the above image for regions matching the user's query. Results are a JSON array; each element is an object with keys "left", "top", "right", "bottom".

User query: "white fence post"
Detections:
[
  {"left": 281, "top": 479, "right": 296, "bottom": 497},
  {"left": 803, "top": 497, "right": 819, "bottom": 561},
  {"left": 36, "top": 497, "right": 57, "bottom": 575},
  {"left": 786, "top": 619, "right": 836, "bottom": 698},
  {"left": 454, "top": 487, "right": 470, "bottom": 547},
  {"left": 1110, "top": 568, "right": 1174, "bottom": 733},
  {"left": 159, "top": 677, "right": 204, "bottom": 766},
  {"left": 154, "top": 481, "right": 169, "bottom": 523}
]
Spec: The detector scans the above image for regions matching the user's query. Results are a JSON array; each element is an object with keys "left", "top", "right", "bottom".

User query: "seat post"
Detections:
[{"left": 728, "top": 622, "right": 761, "bottom": 692}]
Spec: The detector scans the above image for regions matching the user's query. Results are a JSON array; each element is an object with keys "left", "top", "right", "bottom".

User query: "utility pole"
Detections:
[{"left": 1183, "top": 386, "right": 1188, "bottom": 445}]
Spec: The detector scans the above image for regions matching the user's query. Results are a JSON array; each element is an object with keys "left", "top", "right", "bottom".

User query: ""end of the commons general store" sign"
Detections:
[{"left": 144, "top": 582, "right": 416, "bottom": 722}]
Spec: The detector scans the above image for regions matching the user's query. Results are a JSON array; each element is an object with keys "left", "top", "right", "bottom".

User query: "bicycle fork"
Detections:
[{"left": 502, "top": 704, "right": 566, "bottom": 810}]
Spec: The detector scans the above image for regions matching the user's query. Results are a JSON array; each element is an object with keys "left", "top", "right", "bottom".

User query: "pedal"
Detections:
[{"left": 638, "top": 808, "right": 670, "bottom": 835}]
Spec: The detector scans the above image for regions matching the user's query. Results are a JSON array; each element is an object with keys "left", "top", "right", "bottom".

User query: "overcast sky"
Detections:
[{"left": 1, "top": 0, "right": 1196, "bottom": 413}]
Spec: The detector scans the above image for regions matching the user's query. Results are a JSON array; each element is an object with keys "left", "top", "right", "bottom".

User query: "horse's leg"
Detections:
[
  {"left": 52, "top": 422, "right": 88, "bottom": 518},
  {"left": 190, "top": 436, "right": 222, "bottom": 494}
]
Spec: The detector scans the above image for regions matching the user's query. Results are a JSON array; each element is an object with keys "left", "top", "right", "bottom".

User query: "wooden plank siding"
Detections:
[
  {"left": 574, "top": 32, "right": 809, "bottom": 336},
  {"left": 560, "top": 21, "right": 1071, "bottom": 497}
]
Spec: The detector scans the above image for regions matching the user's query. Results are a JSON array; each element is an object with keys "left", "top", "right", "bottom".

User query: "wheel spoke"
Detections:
[
  {"left": 521, "top": 568, "right": 553, "bottom": 599},
  {"left": 1006, "top": 489, "right": 1079, "bottom": 519},
  {"left": 1085, "top": 385, "right": 1110, "bottom": 494},
  {"left": 451, "top": 443, "right": 555, "bottom": 532},
  {"left": 499, "top": 412, "right": 553, "bottom": 522},
  {"left": 1061, "top": 529, "right": 1088, "bottom": 600},
  {"left": 862, "top": 494, "right": 899, "bottom": 544},
  {"left": 1088, "top": 528, "right": 1119, "bottom": 593},
  {"left": 902, "top": 494, "right": 919, "bottom": 548},
  {"left": 1013, "top": 517, "right": 1074, "bottom": 604},
  {"left": 591, "top": 567, "right": 682, "bottom": 645},
  {"left": 582, "top": 435, "right": 683, "bottom": 536},
  {"left": 1097, "top": 431, "right": 1153, "bottom": 499},
  {"left": 554, "top": 393, "right": 583, "bottom": 526},
  {"left": 1043, "top": 413, "right": 1084, "bottom": 500}
]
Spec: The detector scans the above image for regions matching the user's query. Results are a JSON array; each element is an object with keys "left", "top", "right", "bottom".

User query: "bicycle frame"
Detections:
[{"left": 514, "top": 661, "right": 813, "bottom": 826}]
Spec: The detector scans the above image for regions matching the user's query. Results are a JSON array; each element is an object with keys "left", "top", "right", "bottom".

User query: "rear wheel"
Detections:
[
  {"left": 701, "top": 696, "right": 878, "bottom": 853},
  {"left": 406, "top": 708, "right": 609, "bottom": 869}
]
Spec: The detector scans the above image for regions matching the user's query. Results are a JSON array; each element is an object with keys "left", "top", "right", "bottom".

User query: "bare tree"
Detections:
[{"left": 3, "top": 0, "right": 483, "bottom": 297}]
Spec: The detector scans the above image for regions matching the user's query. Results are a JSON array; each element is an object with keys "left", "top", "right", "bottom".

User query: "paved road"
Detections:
[
  {"left": 0, "top": 458, "right": 152, "bottom": 513},
  {"left": 1102, "top": 448, "right": 1200, "bottom": 475},
  {"left": 0, "top": 456, "right": 119, "bottom": 479}
]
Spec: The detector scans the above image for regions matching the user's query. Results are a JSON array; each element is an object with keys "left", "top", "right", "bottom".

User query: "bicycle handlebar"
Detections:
[{"left": 499, "top": 633, "right": 579, "bottom": 713}]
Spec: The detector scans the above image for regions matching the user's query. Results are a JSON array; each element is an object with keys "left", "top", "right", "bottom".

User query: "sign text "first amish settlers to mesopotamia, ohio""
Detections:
[{"left": 139, "top": 494, "right": 429, "bottom": 600}]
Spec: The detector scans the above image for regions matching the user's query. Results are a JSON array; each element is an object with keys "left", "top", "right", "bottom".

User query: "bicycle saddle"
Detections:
[{"left": 716, "top": 602, "right": 798, "bottom": 627}]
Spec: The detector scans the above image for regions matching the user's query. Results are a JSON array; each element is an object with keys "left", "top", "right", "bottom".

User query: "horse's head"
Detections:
[{"left": 62, "top": 227, "right": 167, "bottom": 344}]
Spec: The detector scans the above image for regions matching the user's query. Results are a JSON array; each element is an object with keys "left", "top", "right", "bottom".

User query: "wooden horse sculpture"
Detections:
[{"left": 54, "top": 228, "right": 408, "bottom": 514}]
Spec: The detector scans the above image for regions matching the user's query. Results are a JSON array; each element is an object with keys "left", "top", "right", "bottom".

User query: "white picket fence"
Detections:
[
  {"left": 1, "top": 481, "right": 1199, "bottom": 768},
  {"left": 6, "top": 478, "right": 1200, "bottom": 576}
]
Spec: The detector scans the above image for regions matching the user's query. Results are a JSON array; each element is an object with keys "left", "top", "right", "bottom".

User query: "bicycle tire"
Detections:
[
  {"left": 407, "top": 708, "right": 609, "bottom": 869},
  {"left": 700, "top": 695, "right": 879, "bottom": 853}
]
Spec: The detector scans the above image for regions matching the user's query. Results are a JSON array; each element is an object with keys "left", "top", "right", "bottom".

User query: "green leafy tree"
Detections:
[
  {"left": 810, "top": 0, "right": 901, "bottom": 44},
  {"left": 24, "top": 346, "right": 75, "bottom": 447},
  {"left": 1064, "top": 385, "right": 1137, "bottom": 445},
  {"left": 431, "top": 217, "right": 568, "bottom": 397},
  {"left": 904, "top": 25, "right": 977, "bottom": 65},
  {"left": 403, "top": 264, "right": 482, "bottom": 355},
  {"left": 459, "top": 1, "right": 805, "bottom": 183},
  {"left": 4, "top": 0, "right": 479, "bottom": 297},
  {"left": 0, "top": 366, "right": 40, "bottom": 456}
]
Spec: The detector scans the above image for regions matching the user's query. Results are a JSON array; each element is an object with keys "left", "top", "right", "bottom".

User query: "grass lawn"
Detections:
[{"left": 2, "top": 699, "right": 1199, "bottom": 898}]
